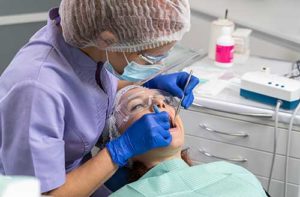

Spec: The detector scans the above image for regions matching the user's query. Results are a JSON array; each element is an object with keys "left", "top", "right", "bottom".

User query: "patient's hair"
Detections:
[{"left": 128, "top": 149, "right": 192, "bottom": 183}]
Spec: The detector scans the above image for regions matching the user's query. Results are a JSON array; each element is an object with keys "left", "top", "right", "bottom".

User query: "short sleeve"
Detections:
[{"left": 0, "top": 81, "right": 65, "bottom": 192}]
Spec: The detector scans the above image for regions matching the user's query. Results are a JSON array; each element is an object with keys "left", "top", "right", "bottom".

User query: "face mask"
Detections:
[{"left": 104, "top": 51, "right": 164, "bottom": 82}]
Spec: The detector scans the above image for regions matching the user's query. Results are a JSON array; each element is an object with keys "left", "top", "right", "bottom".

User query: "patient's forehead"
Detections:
[
  {"left": 121, "top": 87, "right": 159, "bottom": 103},
  {"left": 122, "top": 87, "right": 144, "bottom": 99}
]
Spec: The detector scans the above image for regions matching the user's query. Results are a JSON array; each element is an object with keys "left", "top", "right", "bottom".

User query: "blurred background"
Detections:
[
  {"left": 0, "top": 0, "right": 61, "bottom": 73},
  {"left": 0, "top": 0, "right": 300, "bottom": 73}
]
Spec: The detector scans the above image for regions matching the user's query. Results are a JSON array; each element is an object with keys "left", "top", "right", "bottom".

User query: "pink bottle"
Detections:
[{"left": 215, "top": 26, "right": 235, "bottom": 68}]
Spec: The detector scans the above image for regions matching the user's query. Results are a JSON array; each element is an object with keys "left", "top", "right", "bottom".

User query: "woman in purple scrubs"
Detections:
[{"left": 0, "top": 0, "right": 199, "bottom": 196}]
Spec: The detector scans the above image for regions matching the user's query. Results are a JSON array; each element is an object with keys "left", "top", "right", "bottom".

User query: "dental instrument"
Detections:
[
  {"left": 153, "top": 105, "right": 161, "bottom": 114},
  {"left": 154, "top": 104, "right": 176, "bottom": 129},
  {"left": 136, "top": 53, "right": 201, "bottom": 86},
  {"left": 240, "top": 71, "right": 300, "bottom": 196},
  {"left": 267, "top": 100, "right": 282, "bottom": 192},
  {"left": 240, "top": 71, "right": 300, "bottom": 110},
  {"left": 173, "top": 70, "right": 194, "bottom": 123},
  {"left": 284, "top": 101, "right": 300, "bottom": 197}
]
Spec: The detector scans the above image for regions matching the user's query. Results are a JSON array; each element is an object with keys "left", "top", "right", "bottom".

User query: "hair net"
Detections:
[
  {"left": 59, "top": 0, "right": 191, "bottom": 52},
  {"left": 108, "top": 85, "right": 144, "bottom": 140}
]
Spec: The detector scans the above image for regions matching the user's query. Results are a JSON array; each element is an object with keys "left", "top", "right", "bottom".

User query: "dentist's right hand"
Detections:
[{"left": 106, "top": 111, "right": 172, "bottom": 167}]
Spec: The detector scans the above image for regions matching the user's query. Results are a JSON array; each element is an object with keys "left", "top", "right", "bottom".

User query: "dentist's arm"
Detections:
[
  {"left": 46, "top": 111, "right": 171, "bottom": 197},
  {"left": 45, "top": 148, "right": 117, "bottom": 197}
]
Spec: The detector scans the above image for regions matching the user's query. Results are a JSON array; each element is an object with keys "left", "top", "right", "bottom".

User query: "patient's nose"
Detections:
[{"left": 156, "top": 100, "right": 166, "bottom": 109}]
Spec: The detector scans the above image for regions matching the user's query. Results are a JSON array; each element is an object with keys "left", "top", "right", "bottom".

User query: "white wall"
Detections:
[
  {"left": 0, "top": 0, "right": 61, "bottom": 73},
  {"left": 180, "top": 11, "right": 300, "bottom": 62}
]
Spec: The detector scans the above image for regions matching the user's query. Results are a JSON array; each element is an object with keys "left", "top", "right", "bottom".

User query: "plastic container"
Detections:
[
  {"left": 232, "top": 28, "right": 252, "bottom": 64},
  {"left": 208, "top": 19, "right": 235, "bottom": 60},
  {"left": 215, "top": 27, "right": 235, "bottom": 68}
]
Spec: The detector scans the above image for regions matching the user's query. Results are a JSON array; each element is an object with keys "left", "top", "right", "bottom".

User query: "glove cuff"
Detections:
[
  {"left": 142, "top": 75, "right": 161, "bottom": 89},
  {"left": 106, "top": 135, "right": 133, "bottom": 167},
  {"left": 106, "top": 142, "right": 126, "bottom": 167},
  {"left": 142, "top": 80, "right": 152, "bottom": 88}
]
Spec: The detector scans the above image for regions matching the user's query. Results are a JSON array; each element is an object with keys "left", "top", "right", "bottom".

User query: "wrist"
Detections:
[{"left": 106, "top": 141, "right": 125, "bottom": 167}]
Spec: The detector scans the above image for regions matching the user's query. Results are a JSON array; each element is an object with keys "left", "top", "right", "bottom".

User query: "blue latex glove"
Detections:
[
  {"left": 144, "top": 72, "right": 200, "bottom": 109},
  {"left": 106, "top": 111, "right": 171, "bottom": 167}
]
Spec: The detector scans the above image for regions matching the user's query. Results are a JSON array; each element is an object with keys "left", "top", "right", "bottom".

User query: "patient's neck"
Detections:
[{"left": 140, "top": 150, "right": 182, "bottom": 169}]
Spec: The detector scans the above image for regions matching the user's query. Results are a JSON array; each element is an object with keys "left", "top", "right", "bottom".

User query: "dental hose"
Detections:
[
  {"left": 284, "top": 101, "right": 300, "bottom": 197},
  {"left": 267, "top": 100, "right": 282, "bottom": 192}
]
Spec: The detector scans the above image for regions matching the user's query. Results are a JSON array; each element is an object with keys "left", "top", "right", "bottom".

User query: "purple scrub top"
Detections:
[{"left": 0, "top": 8, "right": 118, "bottom": 193}]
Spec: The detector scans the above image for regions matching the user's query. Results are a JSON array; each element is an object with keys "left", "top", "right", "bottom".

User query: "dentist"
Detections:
[{"left": 0, "top": 0, "right": 199, "bottom": 196}]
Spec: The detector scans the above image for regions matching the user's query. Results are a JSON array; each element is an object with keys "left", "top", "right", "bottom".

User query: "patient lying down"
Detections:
[{"left": 108, "top": 85, "right": 267, "bottom": 197}]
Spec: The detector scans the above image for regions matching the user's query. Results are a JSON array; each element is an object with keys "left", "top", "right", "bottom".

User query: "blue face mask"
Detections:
[{"left": 104, "top": 52, "right": 165, "bottom": 82}]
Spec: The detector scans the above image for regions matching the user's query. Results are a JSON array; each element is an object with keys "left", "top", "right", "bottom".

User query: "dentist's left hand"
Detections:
[{"left": 106, "top": 111, "right": 171, "bottom": 167}]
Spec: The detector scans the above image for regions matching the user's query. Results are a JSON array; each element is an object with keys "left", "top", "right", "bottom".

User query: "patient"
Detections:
[{"left": 108, "top": 85, "right": 267, "bottom": 197}]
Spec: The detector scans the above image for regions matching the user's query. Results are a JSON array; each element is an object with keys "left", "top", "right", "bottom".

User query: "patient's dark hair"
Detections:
[{"left": 128, "top": 149, "right": 192, "bottom": 183}]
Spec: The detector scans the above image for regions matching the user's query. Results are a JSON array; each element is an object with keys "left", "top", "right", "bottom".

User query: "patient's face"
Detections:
[{"left": 116, "top": 87, "right": 185, "bottom": 163}]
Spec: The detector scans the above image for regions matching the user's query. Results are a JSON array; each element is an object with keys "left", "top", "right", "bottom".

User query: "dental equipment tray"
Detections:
[{"left": 240, "top": 71, "right": 300, "bottom": 110}]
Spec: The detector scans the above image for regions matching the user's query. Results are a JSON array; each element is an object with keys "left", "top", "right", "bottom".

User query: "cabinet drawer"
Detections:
[
  {"left": 185, "top": 135, "right": 300, "bottom": 185},
  {"left": 181, "top": 110, "right": 300, "bottom": 158},
  {"left": 257, "top": 176, "right": 299, "bottom": 197}
]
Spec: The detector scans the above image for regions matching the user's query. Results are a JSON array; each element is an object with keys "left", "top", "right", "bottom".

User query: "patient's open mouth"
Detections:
[{"left": 169, "top": 116, "right": 177, "bottom": 129}]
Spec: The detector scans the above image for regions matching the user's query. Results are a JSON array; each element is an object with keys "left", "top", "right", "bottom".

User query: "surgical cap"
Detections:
[{"left": 59, "top": 0, "right": 191, "bottom": 52}]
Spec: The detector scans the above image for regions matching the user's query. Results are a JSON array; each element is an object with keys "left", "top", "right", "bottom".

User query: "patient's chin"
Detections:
[
  {"left": 133, "top": 145, "right": 182, "bottom": 167},
  {"left": 170, "top": 138, "right": 184, "bottom": 149}
]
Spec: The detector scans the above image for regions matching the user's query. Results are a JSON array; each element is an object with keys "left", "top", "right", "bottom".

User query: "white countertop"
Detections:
[
  {"left": 190, "top": 0, "right": 300, "bottom": 45},
  {"left": 184, "top": 56, "right": 300, "bottom": 126}
]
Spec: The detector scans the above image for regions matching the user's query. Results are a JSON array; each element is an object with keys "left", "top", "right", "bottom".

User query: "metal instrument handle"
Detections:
[
  {"left": 199, "top": 149, "right": 248, "bottom": 162},
  {"left": 199, "top": 124, "right": 249, "bottom": 137},
  {"left": 174, "top": 70, "right": 194, "bottom": 119}
]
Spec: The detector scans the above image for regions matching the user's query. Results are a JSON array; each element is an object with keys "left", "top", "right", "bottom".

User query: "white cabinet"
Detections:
[{"left": 182, "top": 109, "right": 300, "bottom": 197}]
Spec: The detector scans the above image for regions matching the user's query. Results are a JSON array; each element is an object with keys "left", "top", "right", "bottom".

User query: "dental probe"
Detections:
[
  {"left": 153, "top": 104, "right": 161, "bottom": 113},
  {"left": 153, "top": 104, "right": 176, "bottom": 128},
  {"left": 173, "top": 70, "right": 193, "bottom": 123}
]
